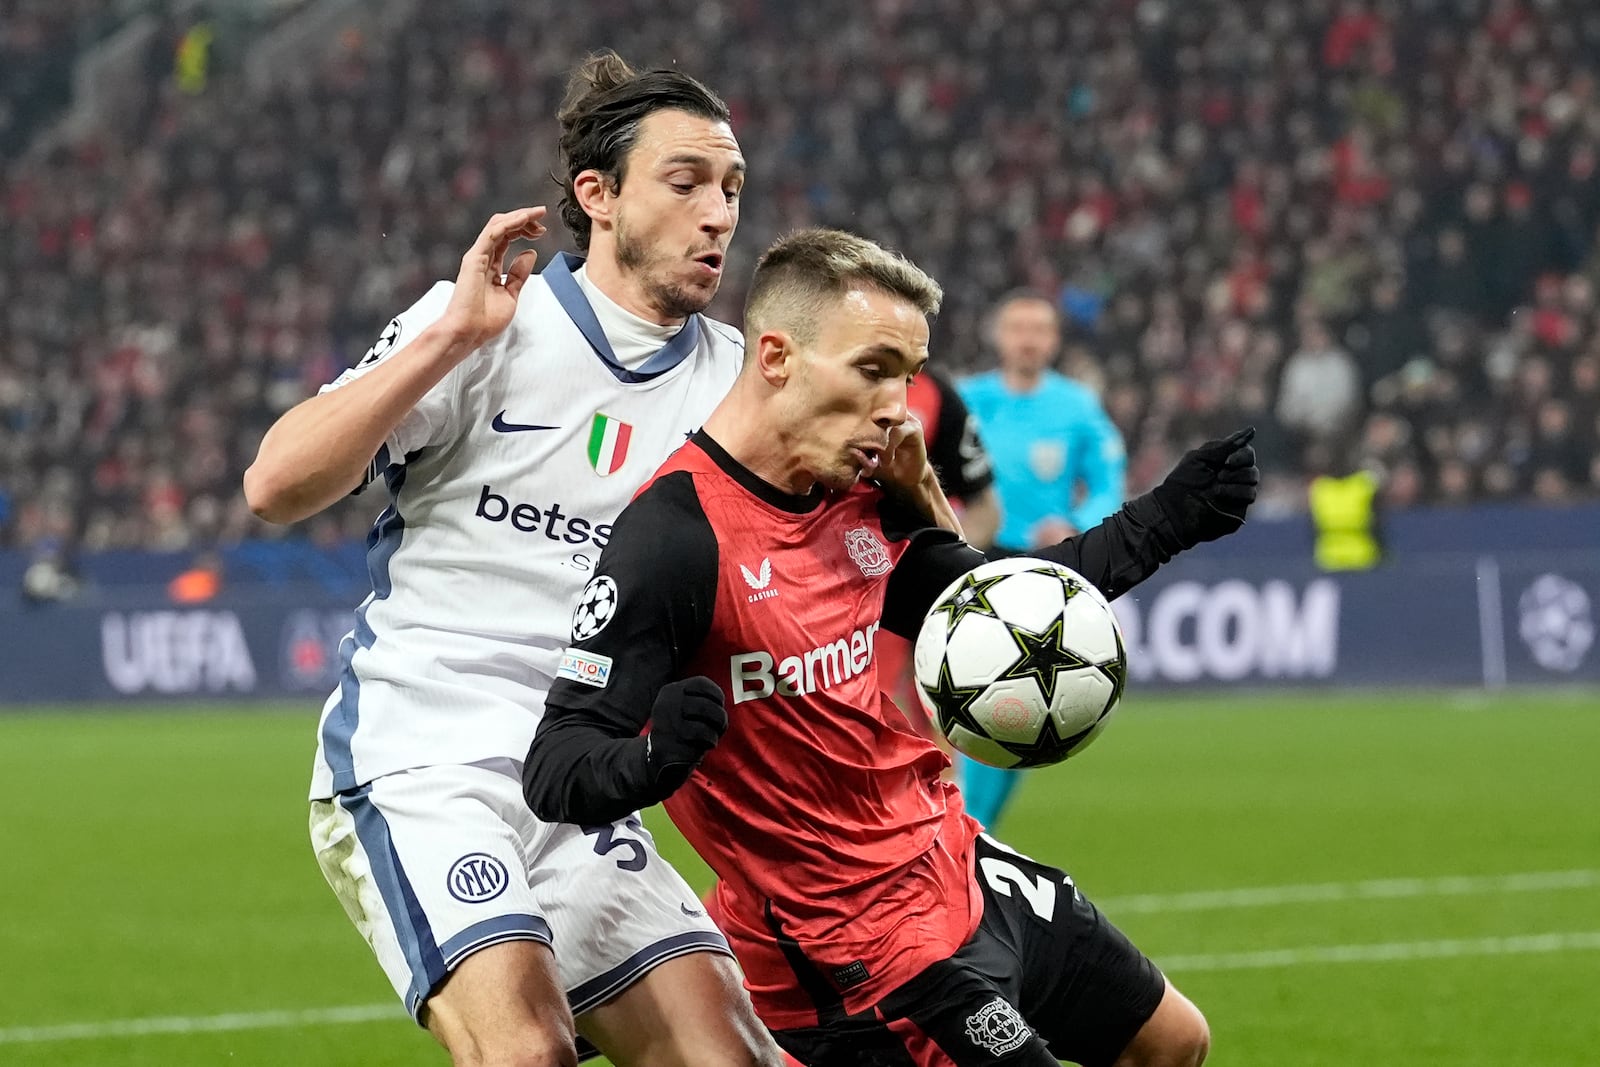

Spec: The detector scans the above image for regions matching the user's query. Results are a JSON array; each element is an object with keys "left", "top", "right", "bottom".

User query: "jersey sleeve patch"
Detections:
[
  {"left": 571, "top": 575, "right": 621, "bottom": 641},
  {"left": 557, "top": 649, "right": 614, "bottom": 688}
]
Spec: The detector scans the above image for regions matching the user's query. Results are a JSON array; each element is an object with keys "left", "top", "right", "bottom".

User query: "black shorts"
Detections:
[{"left": 772, "top": 834, "right": 1166, "bottom": 1066}]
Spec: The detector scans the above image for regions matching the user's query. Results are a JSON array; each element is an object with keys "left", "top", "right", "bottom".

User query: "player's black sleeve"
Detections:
[
  {"left": 521, "top": 472, "right": 719, "bottom": 825},
  {"left": 925, "top": 371, "right": 995, "bottom": 500},
  {"left": 879, "top": 491, "right": 1183, "bottom": 639}
]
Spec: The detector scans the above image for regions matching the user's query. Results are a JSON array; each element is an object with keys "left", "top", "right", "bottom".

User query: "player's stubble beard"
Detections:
[
  {"left": 615, "top": 216, "right": 717, "bottom": 321},
  {"left": 792, "top": 360, "right": 870, "bottom": 492}
]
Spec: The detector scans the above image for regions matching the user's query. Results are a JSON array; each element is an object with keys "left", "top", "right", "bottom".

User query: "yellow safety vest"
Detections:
[
  {"left": 1309, "top": 472, "right": 1380, "bottom": 571},
  {"left": 176, "top": 25, "right": 214, "bottom": 96}
]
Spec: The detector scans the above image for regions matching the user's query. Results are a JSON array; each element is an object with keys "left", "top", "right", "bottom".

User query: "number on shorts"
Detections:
[
  {"left": 979, "top": 856, "right": 1057, "bottom": 921},
  {"left": 581, "top": 817, "right": 648, "bottom": 872}
]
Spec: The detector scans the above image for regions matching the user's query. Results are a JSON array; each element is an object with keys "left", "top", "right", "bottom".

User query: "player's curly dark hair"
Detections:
[{"left": 555, "top": 51, "right": 732, "bottom": 251}]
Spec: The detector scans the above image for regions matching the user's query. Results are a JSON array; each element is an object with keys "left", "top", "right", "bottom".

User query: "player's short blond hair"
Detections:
[{"left": 744, "top": 228, "right": 943, "bottom": 348}]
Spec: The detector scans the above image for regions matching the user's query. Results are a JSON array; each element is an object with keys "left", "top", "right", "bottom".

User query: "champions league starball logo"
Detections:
[
  {"left": 1517, "top": 574, "right": 1594, "bottom": 672},
  {"left": 572, "top": 575, "right": 619, "bottom": 641},
  {"left": 357, "top": 317, "right": 403, "bottom": 367}
]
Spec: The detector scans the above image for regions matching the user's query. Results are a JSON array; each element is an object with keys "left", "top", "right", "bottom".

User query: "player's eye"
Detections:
[
  {"left": 724, "top": 186, "right": 741, "bottom": 203},
  {"left": 671, "top": 182, "right": 695, "bottom": 194}
]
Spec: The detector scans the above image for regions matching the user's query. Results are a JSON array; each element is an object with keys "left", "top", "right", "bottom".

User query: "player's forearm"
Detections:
[
  {"left": 1033, "top": 492, "right": 1182, "bottom": 601},
  {"left": 883, "top": 492, "right": 1182, "bottom": 638},
  {"left": 243, "top": 323, "right": 473, "bottom": 523},
  {"left": 522, "top": 712, "right": 656, "bottom": 826}
]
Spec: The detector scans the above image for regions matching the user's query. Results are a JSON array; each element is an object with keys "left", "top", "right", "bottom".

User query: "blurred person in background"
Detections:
[
  {"left": 956, "top": 291, "right": 1125, "bottom": 831},
  {"left": 1276, "top": 319, "right": 1363, "bottom": 460},
  {"left": 1307, "top": 444, "right": 1382, "bottom": 572},
  {"left": 244, "top": 52, "right": 783, "bottom": 1067}
]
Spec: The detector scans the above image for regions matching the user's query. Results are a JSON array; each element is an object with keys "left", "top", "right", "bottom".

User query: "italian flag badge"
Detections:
[{"left": 587, "top": 412, "right": 633, "bottom": 476}]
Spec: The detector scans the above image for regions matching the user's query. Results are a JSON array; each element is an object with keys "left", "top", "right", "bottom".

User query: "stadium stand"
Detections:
[{"left": 2, "top": 0, "right": 1598, "bottom": 552}]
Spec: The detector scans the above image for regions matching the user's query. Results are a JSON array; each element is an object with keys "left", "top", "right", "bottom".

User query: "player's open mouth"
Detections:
[
  {"left": 851, "top": 445, "right": 882, "bottom": 473},
  {"left": 693, "top": 252, "right": 724, "bottom": 276}
]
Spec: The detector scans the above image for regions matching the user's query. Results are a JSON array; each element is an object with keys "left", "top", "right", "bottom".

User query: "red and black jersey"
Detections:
[
  {"left": 909, "top": 369, "right": 993, "bottom": 504},
  {"left": 525, "top": 431, "right": 1186, "bottom": 1028}
]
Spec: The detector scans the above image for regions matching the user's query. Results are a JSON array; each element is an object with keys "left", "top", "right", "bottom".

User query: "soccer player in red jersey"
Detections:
[{"left": 524, "top": 229, "right": 1258, "bottom": 1066}]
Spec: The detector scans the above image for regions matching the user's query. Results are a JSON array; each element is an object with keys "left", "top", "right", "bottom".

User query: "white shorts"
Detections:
[{"left": 309, "top": 758, "right": 728, "bottom": 1021}]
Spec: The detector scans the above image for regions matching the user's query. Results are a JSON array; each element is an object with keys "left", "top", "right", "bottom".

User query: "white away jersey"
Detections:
[{"left": 310, "top": 253, "right": 744, "bottom": 798}]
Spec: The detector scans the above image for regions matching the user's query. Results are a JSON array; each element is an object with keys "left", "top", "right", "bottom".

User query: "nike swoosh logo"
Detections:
[
  {"left": 680, "top": 902, "right": 705, "bottom": 917},
  {"left": 492, "top": 411, "right": 559, "bottom": 433}
]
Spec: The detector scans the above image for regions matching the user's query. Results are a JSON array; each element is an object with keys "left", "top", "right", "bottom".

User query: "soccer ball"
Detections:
[{"left": 912, "top": 557, "right": 1127, "bottom": 768}]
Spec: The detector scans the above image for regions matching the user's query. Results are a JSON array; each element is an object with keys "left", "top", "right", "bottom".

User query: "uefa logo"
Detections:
[{"left": 446, "top": 853, "right": 510, "bottom": 904}]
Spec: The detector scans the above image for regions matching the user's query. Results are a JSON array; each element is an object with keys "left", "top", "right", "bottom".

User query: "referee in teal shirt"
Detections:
[{"left": 956, "top": 291, "right": 1126, "bottom": 827}]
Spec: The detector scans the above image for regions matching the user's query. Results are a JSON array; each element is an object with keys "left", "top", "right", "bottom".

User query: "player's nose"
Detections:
[
  {"left": 873, "top": 381, "right": 909, "bottom": 429},
  {"left": 700, "top": 192, "right": 734, "bottom": 236}
]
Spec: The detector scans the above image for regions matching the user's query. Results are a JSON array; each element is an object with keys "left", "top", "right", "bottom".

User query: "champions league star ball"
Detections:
[{"left": 913, "top": 558, "right": 1127, "bottom": 768}]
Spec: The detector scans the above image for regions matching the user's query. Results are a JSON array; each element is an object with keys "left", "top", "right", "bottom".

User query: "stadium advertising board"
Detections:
[
  {"left": 1112, "top": 555, "right": 1598, "bottom": 688},
  {"left": 0, "top": 553, "right": 1595, "bottom": 703}
]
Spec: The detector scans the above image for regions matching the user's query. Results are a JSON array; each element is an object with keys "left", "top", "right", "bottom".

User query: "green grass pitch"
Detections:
[{"left": 2, "top": 690, "right": 1596, "bottom": 1066}]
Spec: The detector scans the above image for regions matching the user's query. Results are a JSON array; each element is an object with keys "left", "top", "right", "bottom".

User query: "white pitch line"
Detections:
[
  {"left": 0, "top": 1004, "right": 402, "bottom": 1045},
  {"left": 1101, "top": 869, "right": 1600, "bottom": 915},
  {"left": 1162, "top": 931, "right": 1600, "bottom": 973},
  {"left": 5, "top": 872, "right": 1598, "bottom": 1046},
  {"left": 9, "top": 932, "right": 1600, "bottom": 1045}
]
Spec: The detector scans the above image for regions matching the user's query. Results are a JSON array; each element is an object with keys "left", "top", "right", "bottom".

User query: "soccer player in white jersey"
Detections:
[{"left": 244, "top": 53, "right": 786, "bottom": 1067}]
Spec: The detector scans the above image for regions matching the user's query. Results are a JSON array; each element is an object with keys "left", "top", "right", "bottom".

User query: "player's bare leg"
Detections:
[
  {"left": 422, "top": 941, "right": 580, "bottom": 1067},
  {"left": 1112, "top": 979, "right": 1210, "bottom": 1067},
  {"left": 577, "top": 951, "right": 786, "bottom": 1067}
]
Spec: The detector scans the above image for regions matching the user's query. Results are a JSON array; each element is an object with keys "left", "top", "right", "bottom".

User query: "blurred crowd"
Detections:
[{"left": 2, "top": 0, "right": 1599, "bottom": 553}]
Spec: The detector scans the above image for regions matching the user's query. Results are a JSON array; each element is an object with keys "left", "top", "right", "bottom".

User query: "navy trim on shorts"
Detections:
[
  {"left": 338, "top": 784, "right": 446, "bottom": 1019},
  {"left": 566, "top": 929, "right": 732, "bottom": 1016},
  {"left": 439, "top": 913, "right": 554, "bottom": 971}
]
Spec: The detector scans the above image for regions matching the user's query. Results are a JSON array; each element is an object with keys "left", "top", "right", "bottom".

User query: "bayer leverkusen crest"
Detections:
[
  {"left": 844, "top": 526, "right": 892, "bottom": 577},
  {"left": 587, "top": 413, "right": 633, "bottom": 476}
]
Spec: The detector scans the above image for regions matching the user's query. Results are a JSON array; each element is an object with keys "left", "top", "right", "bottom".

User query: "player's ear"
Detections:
[
  {"left": 573, "top": 169, "right": 617, "bottom": 230},
  {"left": 753, "top": 330, "right": 794, "bottom": 387}
]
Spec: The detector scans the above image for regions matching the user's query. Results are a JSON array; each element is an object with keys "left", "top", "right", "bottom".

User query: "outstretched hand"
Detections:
[
  {"left": 1151, "top": 427, "right": 1260, "bottom": 547},
  {"left": 442, "top": 207, "right": 549, "bottom": 351}
]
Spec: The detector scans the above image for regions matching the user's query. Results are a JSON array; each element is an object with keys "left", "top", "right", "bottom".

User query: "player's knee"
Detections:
[
  {"left": 447, "top": 1029, "right": 579, "bottom": 1067},
  {"left": 661, "top": 1032, "right": 787, "bottom": 1067},
  {"left": 1116, "top": 993, "right": 1209, "bottom": 1067},
  {"left": 1158, "top": 1006, "right": 1210, "bottom": 1067},
  {"left": 438, "top": 1017, "right": 579, "bottom": 1067},
  {"left": 1169, "top": 1002, "right": 1210, "bottom": 1067}
]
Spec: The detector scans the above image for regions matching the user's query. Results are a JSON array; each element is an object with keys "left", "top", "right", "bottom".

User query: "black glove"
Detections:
[
  {"left": 1151, "top": 427, "right": 1260, "bottom": 547},
  {"left": 644, "top": 676, "right": 729, "bottom": 798}
]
